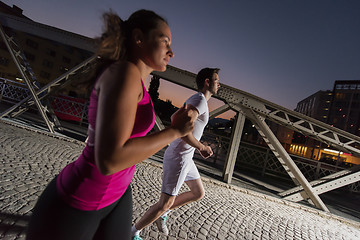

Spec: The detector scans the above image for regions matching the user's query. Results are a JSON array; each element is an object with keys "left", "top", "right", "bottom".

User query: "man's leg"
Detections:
[
  {"left": 148, "top": 178, "right": 204, "bottom": 237},
  {"left": 134, "top": 193, "right": 176, "bottom": 233},
  {"left": 169, "top": 178, "right": 205, "bottom": 210}
]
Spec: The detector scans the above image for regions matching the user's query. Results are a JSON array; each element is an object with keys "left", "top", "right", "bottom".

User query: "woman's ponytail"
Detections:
[
  {"left": 96, "top": 11, "right": 128, "bottom": 61},
  {"left": 81, "top": 9, "right": 167, "bottom": 91}
]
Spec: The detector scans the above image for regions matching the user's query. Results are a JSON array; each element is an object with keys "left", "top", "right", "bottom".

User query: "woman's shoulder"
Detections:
[
  {"left": 98, "top": 61, "right": 140, "bottom": 86},
  {"left": 107, "top": 60, "right": 140, "bottom": 76}
]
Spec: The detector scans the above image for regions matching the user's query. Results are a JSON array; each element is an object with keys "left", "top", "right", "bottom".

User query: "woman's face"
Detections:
[{"left": 141, "top": 21, "right": 174, "bottom": 72}]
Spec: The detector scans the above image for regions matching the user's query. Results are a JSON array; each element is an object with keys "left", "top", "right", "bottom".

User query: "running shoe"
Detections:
[
  {"left": 155, "top": 215, "right": 169, "bottom": 235},
  {"left": 132, "top": 235, "right": 143, "bottom": 240}
]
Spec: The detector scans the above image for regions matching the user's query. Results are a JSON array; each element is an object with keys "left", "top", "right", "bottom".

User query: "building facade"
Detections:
[
  {"left": 295, "top": 80, "right": 360, "bottom": 136},
  {"left": 294, "top": 90, "right": 333, "bottom": 122},
  {"left": 327, "top": 80, "right": 360, "bottom": 136},
  {"left": 0, "top": 2, "right": 93, "bottom": 98},
  {"left": 294, "top": 80, "right": 360, "bottom": 165}
]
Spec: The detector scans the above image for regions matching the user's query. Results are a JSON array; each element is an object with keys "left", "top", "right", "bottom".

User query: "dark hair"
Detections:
[
  {"left": 82, "top": 10, "right": 167, "bottom": 90},
  {"left": 96, "top": 9, "right": 167, "bottom": 61},
  {"left": 196, "top": 68, "right": 220, "bottom": 90}
]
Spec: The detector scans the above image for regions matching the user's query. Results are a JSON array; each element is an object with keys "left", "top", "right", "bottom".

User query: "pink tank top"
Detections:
[{"left": 56, "top": 79, "right": 155, "bottom": 211}]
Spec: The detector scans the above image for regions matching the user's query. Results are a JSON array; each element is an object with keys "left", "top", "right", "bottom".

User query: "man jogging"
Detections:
[{"left": 132, "top": 67, "right": 221, "bottom": 239}]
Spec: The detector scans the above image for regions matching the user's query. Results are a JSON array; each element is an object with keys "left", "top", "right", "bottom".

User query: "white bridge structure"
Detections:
[{"left": 1, "top": 12, "right": 359, "bottom": 212}]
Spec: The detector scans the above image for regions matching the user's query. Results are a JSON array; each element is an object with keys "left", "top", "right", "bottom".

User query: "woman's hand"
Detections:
[{"left": 170, "top": 104, "right": 196, "bottom": 137}]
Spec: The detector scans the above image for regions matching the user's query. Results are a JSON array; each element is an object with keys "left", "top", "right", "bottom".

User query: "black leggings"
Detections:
[{"left": 26, "top": 177, "right": 133, "bottom": 240}]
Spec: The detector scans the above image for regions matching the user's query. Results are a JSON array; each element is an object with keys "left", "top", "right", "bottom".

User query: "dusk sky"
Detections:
[{"left": 2, "top": 0, "right": 360, "bottom": 117}]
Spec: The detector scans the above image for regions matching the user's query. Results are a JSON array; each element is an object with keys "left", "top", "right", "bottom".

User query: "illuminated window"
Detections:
[{"left": 335, "top": 93, "right": 345, "bottom": 99}]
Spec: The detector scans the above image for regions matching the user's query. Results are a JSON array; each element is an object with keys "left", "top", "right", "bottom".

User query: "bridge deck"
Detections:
[{"left": 0, "top": 120, "right": 359, "bottom": 239}]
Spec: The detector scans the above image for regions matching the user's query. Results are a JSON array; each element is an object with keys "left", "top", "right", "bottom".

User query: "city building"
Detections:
[
  {"left": 327, "top": 80, "right": 360, "bottom": 136},
  {"left": 0, "top": 2, "right": 93, "bottom": 98},
  {"left": 293, "top": 80, "right": 360, "bottom": 165},
  {"left": 296, "top": 80, "right": 360, "bottom": 136},
  {"left": 294, "top": 90, "right": 333, "bottom": 122}
]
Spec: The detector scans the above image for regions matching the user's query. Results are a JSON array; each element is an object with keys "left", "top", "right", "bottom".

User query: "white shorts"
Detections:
[{"left": 161, "top": 152, "right": 200, "bottom": 196}]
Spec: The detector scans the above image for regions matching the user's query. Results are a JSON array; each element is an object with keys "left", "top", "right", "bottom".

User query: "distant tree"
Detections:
[
  {"left": 157, "top": 99, "right": 178, "bottom": 123},
  {"left": 148, "top": 76, "right": 160, "bottom": 106},
  {"left": 147, "top": 76, "right": 179, "bottom": 124}
]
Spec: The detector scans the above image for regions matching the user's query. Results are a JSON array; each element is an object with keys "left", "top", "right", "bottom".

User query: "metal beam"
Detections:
[
  {"left": 0, "top": 23, "right": 55, "bottom": 132},
  {"left": 154, "top": 65, "right": 360, "bottom": 159},
  {"left": 223, "top": 111, "right": 246, "bottom": 183},
  {"left": 243, "top": 107, "right": 329, "bottom": 211},
  {"left": 284, "top": 170, "right": 360, "bottom": 202},
  {"left": 2, "top": 12, "right": 359, "bottom": 157},
  {"left": 0, "top": 12, "right": 95, "bottom": 52},
  {"left": 154, "top": 113, "right": 165, "bottom": 131},
  {"left": 0, "top": 55, "right": 97, "bottom": 118},
  {"left": 1, "top": 12, "right": 358, "bottom": 212},
  {"left": 209, "top": 104, "right": 231, "bottom": 120},
  {"left": 279, "top": 165, "right": 360, "bottom": 197}
]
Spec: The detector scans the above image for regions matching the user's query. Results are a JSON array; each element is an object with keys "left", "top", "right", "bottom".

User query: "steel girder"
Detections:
[
  {"left": 222, "top": 111, "right": 246, "bottom": 184},
  {"left": 2, "top": 7, "right": 359, "bottom": 156},
  {"left": 1, "top": 11, "right": 359, "bottom": 210},
  {"left": 0, "top": 12, "right": 95, "bottom": 52},
  {"left": 153, "top": 65, "right": 360, "bottom": 211},
  {"left": 0, "top": 23, "right": 58, "bottom": 132},
  {"left": 0, "top": 55, "right": 96, "bottom": 119},
  {"left": 238, "top": 106, "right": 329, "bottom": 211},
  {"left": 279, "top": 164, "right": 360, "bottom": 200},
  {"left": 153, "top": 65, "right": 360, "bottom": 157},
  {"left": 0, "top": 12, "right": 96, "bottom": 131}
]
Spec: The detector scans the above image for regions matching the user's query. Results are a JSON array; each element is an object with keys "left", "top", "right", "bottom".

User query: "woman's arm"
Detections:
[{"left": 95, "top": 62, "right": 194, "bottom": 175}]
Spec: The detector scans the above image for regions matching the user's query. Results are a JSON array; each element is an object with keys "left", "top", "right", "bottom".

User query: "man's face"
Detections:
[{"left": 209, "top": 73, "right": 220, "bottom": 95}]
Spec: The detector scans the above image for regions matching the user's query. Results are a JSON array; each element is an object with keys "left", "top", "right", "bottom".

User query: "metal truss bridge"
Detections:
[{"left": 1, "top": 12, "right": 359, "bottom": 212}]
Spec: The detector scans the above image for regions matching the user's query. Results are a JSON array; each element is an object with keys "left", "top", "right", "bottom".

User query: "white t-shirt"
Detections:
[{"left": 165, "top": 92, "right": 209, "bottom": 158}]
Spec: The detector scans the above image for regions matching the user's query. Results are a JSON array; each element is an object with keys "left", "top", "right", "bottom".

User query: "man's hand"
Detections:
[{"left": 199, "top": 145, "right": 213, "bottom": 159}]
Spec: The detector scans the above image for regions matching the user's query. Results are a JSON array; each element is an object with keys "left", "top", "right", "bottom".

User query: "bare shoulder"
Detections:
[
  {"left": 109, "top": 61, "right": 140, "bottom": 75},
  {"left": 98, "top": 61, "right": 141, "bottom": 93}
]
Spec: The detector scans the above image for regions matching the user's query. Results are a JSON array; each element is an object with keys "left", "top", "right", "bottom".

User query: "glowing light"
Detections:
[{"left": 324, "top": 148, "right": 343, "bottom": 155}]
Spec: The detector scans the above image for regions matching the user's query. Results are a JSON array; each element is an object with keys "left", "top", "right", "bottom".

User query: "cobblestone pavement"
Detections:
[{"left": 1, "top": 120, "right": 360, "bottom": 240}]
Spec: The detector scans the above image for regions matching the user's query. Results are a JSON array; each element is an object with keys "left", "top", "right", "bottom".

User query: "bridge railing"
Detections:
[
  {"left": 0, "top": 78, "right": 89, "bottom": 124},
  {"left": 0, "top": 78, "right": 29, "bottom": 103},
  {"left": 1, "top": 11, "right": 359, "bottom": 210},
  {"left": 1, "top": 77, "right": 359, "bottom": 193},
  {"left": 195, "top": 130, "right": 360, "bottom": 193}
]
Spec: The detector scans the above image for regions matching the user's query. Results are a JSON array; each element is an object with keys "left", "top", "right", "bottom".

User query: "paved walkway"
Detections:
[{"left": 0, "top": 119, "right": 360, "bottom": 240}]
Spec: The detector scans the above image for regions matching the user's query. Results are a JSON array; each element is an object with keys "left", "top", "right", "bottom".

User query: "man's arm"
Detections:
[{"left": 181, "top": 104, "right": 213, "bottom": 159}]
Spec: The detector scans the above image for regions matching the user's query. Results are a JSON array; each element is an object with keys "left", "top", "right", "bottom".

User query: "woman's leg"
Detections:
[
  {"left": 26, "top": 178, "right": 101, "bottom": 240},
  {"left": 93, "top": 186, "right": 133, "bottom": 240}
]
